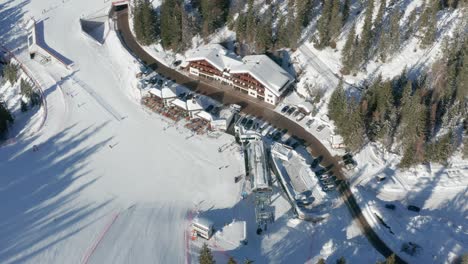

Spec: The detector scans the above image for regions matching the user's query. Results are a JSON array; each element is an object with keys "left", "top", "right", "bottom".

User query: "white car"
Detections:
[{"left": 296, "top": 112, "right": 306, "bottom": 121}]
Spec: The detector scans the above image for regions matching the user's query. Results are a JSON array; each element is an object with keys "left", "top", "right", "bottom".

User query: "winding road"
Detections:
[{"left": 114, "top": 7, "right": 406, "bottom": 264}]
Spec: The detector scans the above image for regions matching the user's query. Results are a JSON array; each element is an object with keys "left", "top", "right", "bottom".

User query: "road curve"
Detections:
[{"left": 113, "top": 8, "right": 406, "bottom": 264}]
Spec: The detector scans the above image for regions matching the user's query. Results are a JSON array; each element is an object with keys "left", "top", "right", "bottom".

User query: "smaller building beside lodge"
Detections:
[{"left": 185, "top": 44, "right": 294, "bottom": 105}]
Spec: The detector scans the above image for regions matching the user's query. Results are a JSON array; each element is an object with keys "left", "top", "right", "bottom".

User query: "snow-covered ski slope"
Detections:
[{"left": 0, "top": 0, "right": 243, "bottom": 263}]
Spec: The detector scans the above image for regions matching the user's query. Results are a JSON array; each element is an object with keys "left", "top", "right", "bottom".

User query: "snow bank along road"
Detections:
[{"left": 115, "top": 7, "right": 406, "bottom": 263}]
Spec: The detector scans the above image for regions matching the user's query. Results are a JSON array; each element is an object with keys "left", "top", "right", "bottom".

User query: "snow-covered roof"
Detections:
[
  {"left": 186, "top": 45, "right": 293, "bottom": 97},
  {"left": 26, "top": 19, "right": 35, "bottom": 30},
  {"left": 161, "top": 86, "right": 177, "bottom": 98},
  {"left": 170, "top": 98, "right": 187, "bottom": 110},
  {"left": 193, "top": 217, "right": 214, "bottom": 228},
  {"left": 247, "top": 139, "right": 271, "bottom": 192},
  {"left": 218, "top": 107, "right": 234, "bottom": 120},
  {"left": 186, "top": 44, "right": 240, "bottom": 72},
  {"left": 186, "top": 98, "right": 203, "bottom": 111},
  {"left": 231, "top": 55, "right": 293, "bottom": 97},
  {"left": 149, "top": 88, "right": 162, "bottom": 98},
  {"left": 331, "top": 135, "right": 344, "bottom": 144},
  {"left": 271, "top": 142, "right": 292, "bottom": 161},
  {"left": 196, "top": 111, "right": 212, "bottom": 121}
]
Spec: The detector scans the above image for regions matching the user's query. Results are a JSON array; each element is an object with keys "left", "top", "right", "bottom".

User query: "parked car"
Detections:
[
  {"left": 296, "top": 112, "right": 306, "bottom": 121},
  {"left": 260, "top": 121, "right": 269, "bottom": 129},
  {"left": 345, "top": 161, "right": 357, "bottom": 170},
  {"left": 156, "top": 79, "right": 164, "bottom": 87},
  {"left": 385, "top": 204, "right": 396, "bottom": 210},
  {"left": 239, "top": 117, "right": 248, "bottom": 126},
  {"left": 266, "top": 129, "right": 275, "bottom": 139},
  {"left": 177, "top": 92, "right": 186, "bottom": 99},
  {"left": 311, "top": 156, "right": 323, "bottom": 168},
  {"left": 296, "top": 196, "right": 314, "bottom": 206},
  {"left": 293, "top": 110, "right": 301, "bottom": 117},
  {"left": 286, "top": 107, "right": 296, "bottom": 115},
  {"left": 173, "top": 60, "right": 182, "bottom": 67},
  {"left": 211, "top": 106, "right": 221, "bottom": 115},
  {"left": 253, "top": 122, "right": 260, "bottom": 131},
  {"left": 186, "top": 93, "right": 194, "bottom": 100},
  {"left": 320, "top": 174, "right": 335, "bottom": 181},
  {"left": 205, "top": 105, "right": 214, "bottom": 112},
  {"left": 291, "top": 142, "right": 300, "bottom": 149},
  {"left": 245, "top": 119, "right": 254, "bottom": 130},
  {"left": 272, "top": 131, "right": 282, "bottom": 141},
  {"left": 281, "top": 105, "right": 290, "bottom": 113},
  {"left": 141, "top": 66, "right": 151, "bottom": 76},
  {"left": 407, "top": 205, "right": 421, "bottom": 212},
  {"left": 343, "top": 153, "right": 353, "bottom": 161},
  {"left": 322, "top": 185, "right": 335, "bottom": 192},
  {"left": 306, "top": 119, "right": 314, "bottom": 128},
  {"left": 316, "top": 124, "right": 326, "bottom": 132},
  {"left": 323, "top": 180, "right": 335, "bottom": 186},
  {"left": 315, "top": 168, "right": 327, "bottom": 176}
]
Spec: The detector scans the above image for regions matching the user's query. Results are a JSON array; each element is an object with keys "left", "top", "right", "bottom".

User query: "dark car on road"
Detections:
[
  {"left": 281, "top": 105, "right": 290, "bottom": 113},
  {"left": 311, "top": 156, "right": 323, "bottom": 168},
  {"left": 407, "top": 205, "right": 421, "bottom": 212},
  {"left": 385, "top": 204, "right": 396, "bottom": 210}
]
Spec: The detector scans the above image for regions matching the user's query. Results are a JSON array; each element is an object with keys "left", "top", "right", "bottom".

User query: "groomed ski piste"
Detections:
[{"left": 0, "top": 0, "right": 415, "bottom": 263}]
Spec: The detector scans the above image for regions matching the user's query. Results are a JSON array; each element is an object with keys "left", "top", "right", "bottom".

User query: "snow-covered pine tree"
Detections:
[{"left": 198, "top": 243, "right": 215, "bottom": 264}]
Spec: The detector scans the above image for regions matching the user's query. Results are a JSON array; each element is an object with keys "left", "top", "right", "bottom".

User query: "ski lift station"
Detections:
[
  {"left": 244, "top": 137, "right": 274, "bottom": 230},
  {"left": 192, "top": 217, "right": 214, "bottom": 240},
  {"left": 246, "top": 138, "right": 271, "bottom": 193}
]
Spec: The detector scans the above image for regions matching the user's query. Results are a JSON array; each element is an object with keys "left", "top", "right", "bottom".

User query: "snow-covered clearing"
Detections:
[
  {"left": 348, "top": 143, "right": 468, "bottom": 263},
  {"left": 189, "top": 183, "right": 381, "bottom": 264}
]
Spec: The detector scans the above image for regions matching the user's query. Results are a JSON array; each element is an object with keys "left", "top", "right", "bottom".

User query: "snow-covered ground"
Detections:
[
  {"left": 348, "top": 143, "right": 468, "bottom": 263},
  {"left": 189, "top": 182, "right": 381, "bottom": 264},
  {"left": 0, "top": 0, "right": 383, "bottom": 263},
  {"left": 1, "top": 1, "right": 244, "bottom": 263},
  {"left": 1, "top": 0, "right": 465, "bottom": 263}
]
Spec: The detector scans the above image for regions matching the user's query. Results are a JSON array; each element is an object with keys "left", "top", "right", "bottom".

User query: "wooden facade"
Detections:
[
  {"left": 188, "top": 60, "right": 267, "bottom": 98},
  {"left": 188, "top": 60, "right": 222, "bottom": 77}
]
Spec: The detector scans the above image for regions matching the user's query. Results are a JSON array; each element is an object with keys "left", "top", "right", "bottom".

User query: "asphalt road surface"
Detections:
[{"left": 114, "top": 8, "right": 406, "bottom": 264}]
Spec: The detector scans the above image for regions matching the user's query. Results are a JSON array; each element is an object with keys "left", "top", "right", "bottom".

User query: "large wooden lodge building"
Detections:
[{"left": 185, "top": 44, "right": 294, "bottom": 105}]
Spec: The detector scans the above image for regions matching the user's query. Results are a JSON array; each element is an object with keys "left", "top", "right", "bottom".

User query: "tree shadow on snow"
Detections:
[
  {"left": 0, "top": 121, "right": 114, "bottom": 263},
  {"left": 0, "top": 0, "right": 30, "bottom": 51}
]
